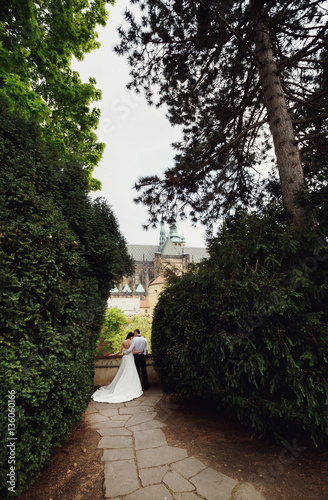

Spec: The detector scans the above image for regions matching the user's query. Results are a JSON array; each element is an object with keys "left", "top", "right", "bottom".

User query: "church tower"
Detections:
[
  {"left": 159, "top": 221, "right": 167, "bottom": 251},
  {"left": 168, "top": 217, "right": 186, "bottom": 247}
]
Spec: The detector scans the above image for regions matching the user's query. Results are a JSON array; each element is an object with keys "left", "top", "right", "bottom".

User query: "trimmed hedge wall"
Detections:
[
  {"left": 0, "top": 99, "right": 134, "bottom": 496},
  {"left": 152, "top": 208, "right": 328, "bottom": 443}
]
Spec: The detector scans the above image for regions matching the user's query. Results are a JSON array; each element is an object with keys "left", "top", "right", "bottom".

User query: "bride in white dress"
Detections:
[{"left": 92, "top": 332, "right": 143, "bottom": 404}]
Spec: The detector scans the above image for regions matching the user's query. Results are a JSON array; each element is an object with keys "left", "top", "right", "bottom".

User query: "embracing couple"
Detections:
[
  {"left": 125, "top": 329, "right": 150, "bottom": 391},
  {"left": 92, "top": 329, "right": 150, "bottom": 404}
]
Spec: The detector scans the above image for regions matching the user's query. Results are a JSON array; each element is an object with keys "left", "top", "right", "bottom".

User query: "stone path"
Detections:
[{"left": 86, "top": 386, "right": 266, "bottom": 500}]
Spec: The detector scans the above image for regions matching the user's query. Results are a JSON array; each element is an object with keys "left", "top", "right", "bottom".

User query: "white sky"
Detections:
[{"left": 72, "top": 0, "right": 208, "bottom": 248}]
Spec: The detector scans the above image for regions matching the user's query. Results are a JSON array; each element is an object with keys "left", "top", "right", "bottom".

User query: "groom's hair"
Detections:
[{"left": 134, "top": 329, "right": 140, "bottom": 335}]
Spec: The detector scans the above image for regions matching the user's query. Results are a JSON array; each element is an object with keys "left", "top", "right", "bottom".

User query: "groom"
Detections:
[{"left": 124, "top": 329, "right": 150, "bottom": 390}]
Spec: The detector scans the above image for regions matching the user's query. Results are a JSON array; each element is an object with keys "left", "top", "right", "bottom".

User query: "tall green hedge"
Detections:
[
  {"left": 152, "top": 207, "right": 328, "bottom": 443},
  {"left": 0, "top": 98, "right": 134, "bottom": 496}
]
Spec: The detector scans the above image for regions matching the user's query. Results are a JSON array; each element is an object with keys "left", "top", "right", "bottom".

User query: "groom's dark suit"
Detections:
[{"left": 124, "top": 335, "right": 150, "bottom": 390}]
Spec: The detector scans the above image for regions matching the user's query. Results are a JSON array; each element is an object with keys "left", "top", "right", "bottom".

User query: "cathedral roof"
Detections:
[
  {"left": 127, "top": 242, "right": 208, "bottom": 263},
  {"left": 127, "top": 244, "right": 159, "bottom": 261},
  {"left": 183, "top": 246, "right": 208, "bottom": 262},
  {"left": 161, "top": 238, "right": 180, "bottom": 255}
]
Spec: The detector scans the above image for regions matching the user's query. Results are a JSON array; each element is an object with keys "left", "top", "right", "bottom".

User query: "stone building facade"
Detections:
[{"left": 111, "top": 221, "right": 208, "bottom": 304}]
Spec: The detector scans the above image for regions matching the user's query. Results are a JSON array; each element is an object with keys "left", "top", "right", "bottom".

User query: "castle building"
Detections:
[{"left": 109, "top": 220, "right": 208, "bottom": 316}]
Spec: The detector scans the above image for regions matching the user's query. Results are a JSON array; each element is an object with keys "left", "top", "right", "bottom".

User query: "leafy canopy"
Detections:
[{"left": 0, "top": 0, "right": 114, "bottom": 188}]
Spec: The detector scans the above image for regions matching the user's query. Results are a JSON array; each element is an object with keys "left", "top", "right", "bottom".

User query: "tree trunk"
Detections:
[{"left": 255, "top": 20, "right": 305, "bottom": 228}]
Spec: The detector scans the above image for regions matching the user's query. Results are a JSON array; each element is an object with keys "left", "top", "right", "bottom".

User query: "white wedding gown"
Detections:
[{"left": 92, "top": 352, "right": 143, "bottom": 403}]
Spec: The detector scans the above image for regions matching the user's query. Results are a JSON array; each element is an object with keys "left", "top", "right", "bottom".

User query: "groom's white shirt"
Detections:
[{"left": 124, "top": 335, "right": 148, "bottom": 356}]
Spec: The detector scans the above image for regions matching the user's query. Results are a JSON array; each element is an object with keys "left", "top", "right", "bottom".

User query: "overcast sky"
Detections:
[{"left": 72, "top": 0, "right": 208, "bottom": 248}]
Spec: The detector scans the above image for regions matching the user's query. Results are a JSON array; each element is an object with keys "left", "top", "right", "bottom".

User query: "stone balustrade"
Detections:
[{"left": 94, "top": 354, "right": 158, "bottom": 387}]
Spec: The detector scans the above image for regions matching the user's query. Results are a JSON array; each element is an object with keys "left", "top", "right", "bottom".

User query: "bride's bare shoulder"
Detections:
[{"left": 122, "top": 339, "right": 132, "bottom": 348}]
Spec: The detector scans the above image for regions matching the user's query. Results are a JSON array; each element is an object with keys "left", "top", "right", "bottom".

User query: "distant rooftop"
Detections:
[
  {"left": 150, "top": 275, "right": 166, "bottom": 286},
  {"left": 127, "top": 244, "right": 159, "bottom": 262},
  {"left": 127, "top": 219, "right": 208, "bottom": 263}
]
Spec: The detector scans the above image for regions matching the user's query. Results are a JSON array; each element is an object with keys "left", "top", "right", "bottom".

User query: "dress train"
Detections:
[{"left": 92, "top": 352, "right": 143, "bottom": 404}]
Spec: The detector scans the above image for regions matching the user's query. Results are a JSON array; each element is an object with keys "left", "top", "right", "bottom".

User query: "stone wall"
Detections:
[{"left": 94, "top": 354, "right": 158, "bottom": 387}]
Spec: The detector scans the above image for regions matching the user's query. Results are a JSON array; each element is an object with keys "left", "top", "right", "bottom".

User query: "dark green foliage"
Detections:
[
  {"left": 152, "top": 206, "right": 328, "bottom": 443},
  {"left": 0, "top": 98, "right": 134, "bottom": 496}
]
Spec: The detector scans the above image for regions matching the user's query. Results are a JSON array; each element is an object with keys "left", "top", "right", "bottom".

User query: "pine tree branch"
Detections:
[
  {"left": 215, "top": 12, "right": 262, "bottom": 65},
  {"left": 209, "top": 117, "right": 268, "bottom": 162},
  {"left": 296, "top": 132, "right": 328, "bottom": 143},
  {"left": 293, "top": 114, "right": 328, "bottom": 125},
  {"left": 297, "top": 124, "right": 327, "bottom": 156},
  {"left": 278, "top": 27, "right": 327, "bottom": 72}
]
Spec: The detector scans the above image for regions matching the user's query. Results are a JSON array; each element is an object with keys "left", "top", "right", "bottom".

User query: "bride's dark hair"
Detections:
[{"left": 125, "top": 331, "right": 134, "bottom": 340}]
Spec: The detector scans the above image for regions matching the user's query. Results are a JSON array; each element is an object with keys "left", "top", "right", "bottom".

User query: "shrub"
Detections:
[
  {"left": 98, "top": 308, "right": 129, "bottom": 354},
  {"left": 152, "top": 206, "right": 328, "bottom": 443},
  {"left": 0, "top": 99, "right": 133, "bottom": 496},
  {"left": 98, "top": 310, "right": 153, "bottom": 355},
  {"left": 123, "top": 315, "right": 152, "bottom": 353}
]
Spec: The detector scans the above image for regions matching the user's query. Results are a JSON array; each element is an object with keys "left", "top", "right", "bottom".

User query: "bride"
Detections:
[{"left": 92, "top": 332, "right": 143, "bottom": 404}]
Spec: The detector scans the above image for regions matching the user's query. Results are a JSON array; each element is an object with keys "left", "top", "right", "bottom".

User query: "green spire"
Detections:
[
  {"left": 169, "top": 220, "right": 181, "bottom": 243},
  {"left": 159, "top": 221, "right": 167, "bottom": 251}
]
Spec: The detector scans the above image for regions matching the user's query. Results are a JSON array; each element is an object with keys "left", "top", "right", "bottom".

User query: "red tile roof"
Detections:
[{"left": 149, "top": 275, "right": 166, "bottom": 285}]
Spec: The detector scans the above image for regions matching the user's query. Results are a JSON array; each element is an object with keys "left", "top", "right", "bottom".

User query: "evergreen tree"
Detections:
[{"left": 116, "top": 0, "right": 328, "bottom": 227}]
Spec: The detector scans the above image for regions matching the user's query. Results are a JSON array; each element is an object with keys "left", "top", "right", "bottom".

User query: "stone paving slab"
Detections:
[
  {"left": 190, "top": 467, "right": 238, "bottom": 500},
  {"left": 97, "top": 436, "right": 133, "bottom": 449},
  {"left": 163, "top": 470, "right": 195, "bottom": 493},
  {"left": 102, "top": 448, "right": 134, "bottom": 462},
  {"left": 87, "top": 413, "right": 109, "bottom": 425},
  {"left": 128, "top": 419, "right": 167, "bottom": 432},
  {"left": 139, "top": 396, "right": 162, "bottom": 406},
  {"left": 134, "top": 428, "right": 168, "bottom": 450},
  {"left": 95, "top": 420, "right": 131, "bottom": 430},
  {"left": 104, "top": 460, "right": 139, "bottom": 498},
  {"left": 171, "top": 457, "right": 207, "bottom": 479},
  {"left": 93, "top": 402, "right": 124, "bottom": 410},
  {"left": 119, "top": 405, "right": 155, "bottom": 415},
  {"left": 110, "top": 414, "right": 131, "bottom": 422},
  {"left": 86, "top": 404, "right": 98, "bottom": 414},
  {"left": 123, "top": 484, "right": 173, "bottom": 500},
  {"left": 136, "top": 445, "right": 188, "bottom": 468},
  {"left": 138, "top": 465, "right": 170, "bottom": 487},
  {"left": 173, "top": 493, "right": 203, "bottom": 500},
  {"left": 98, "top": 408, "right": 119, "bottom": 417},
  {"left": 96, "top": 426, "right": 132, "bottom": 436},
  {"left": 124, "top": 399, "right": 143, "bottom": 406},
  {"left": 87, "top": 387, "right": 266, "bottom": 500},
  {"left": 125, "top": 411, "right": 157, "bottom": 428}
]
